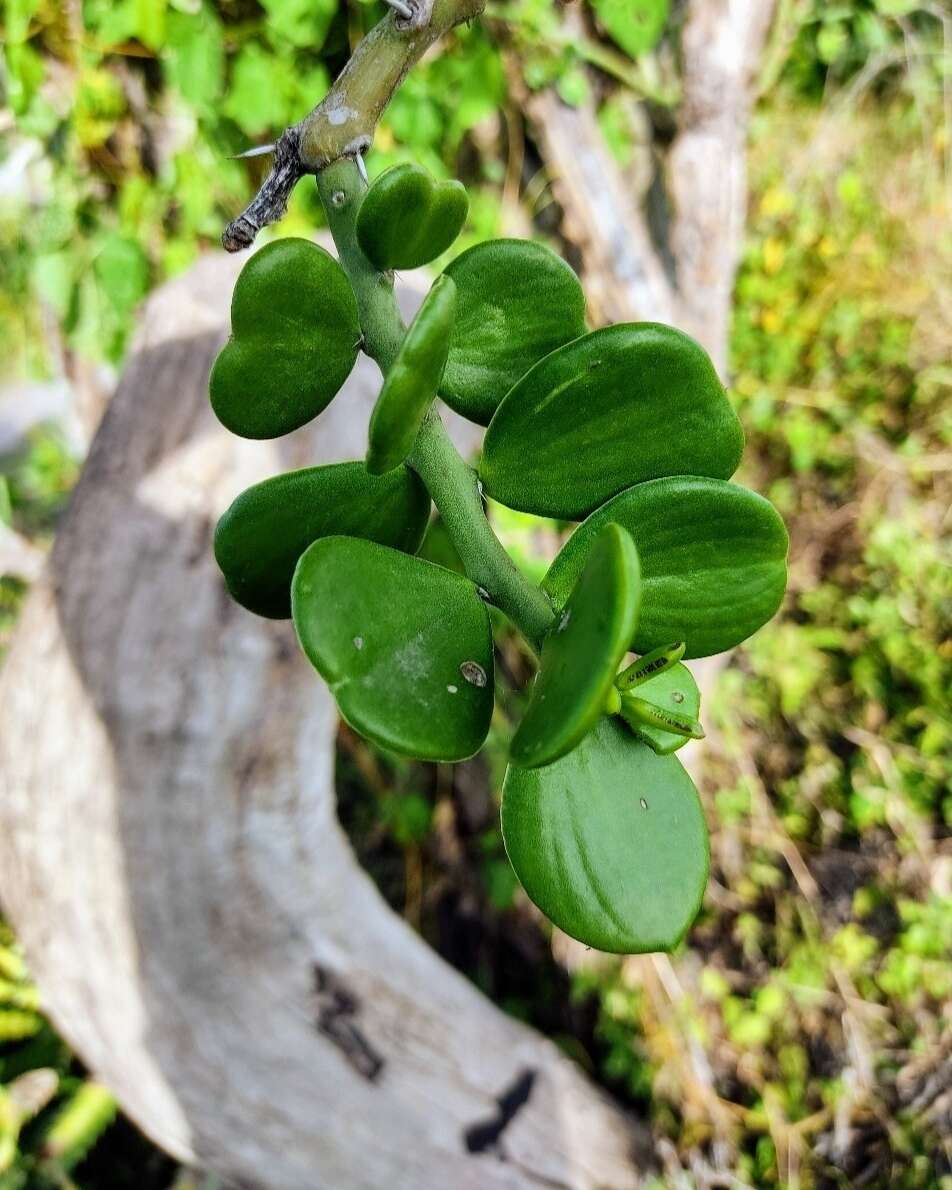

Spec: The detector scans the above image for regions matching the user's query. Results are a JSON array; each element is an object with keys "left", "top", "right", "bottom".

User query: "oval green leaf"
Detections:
[
  {"left": 292, "top": 537, "right": 494, "bottom": 762},
  {"left": 356, "top": 163, "right": 468, "bottom": 271},
  {"left": 502, "top": 717, "right": 709, "bottom": 953},
  {"left": 215, "top": 462, "right": 431, "bottom": 619},
  {"left": 543, "top": 476, "right": 788, "bottom": 658},
  {"left": 210, "top": 238, "right": 360, "bottom": 439},
  {"left": 511, "top": 524, "right": 641, "bottom": 770},
  {"left": 440, "top": 240, "right": 587, "bottom": 425},
  {"left": 367, "top": 276, "right": 457, "bottom": 476},
  {"left": 619, "top": 662, "right": 701, "bottom": 755},
  {"left": 480, "top": 323, "right": 744, "bottom": 519}
]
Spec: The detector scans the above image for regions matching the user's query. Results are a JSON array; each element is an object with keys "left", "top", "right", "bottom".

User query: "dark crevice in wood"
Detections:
[
  {"left": 312, "top": 964, "right": 385, "bottom": 1083},
  {"left": 463, "top": 1068, "right": 536, "bottom": 1153}
]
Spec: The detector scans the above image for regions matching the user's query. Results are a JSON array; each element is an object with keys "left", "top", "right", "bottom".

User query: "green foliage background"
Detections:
[{"left": 1, "top": 0, "right": 950, "bottom": 1185}]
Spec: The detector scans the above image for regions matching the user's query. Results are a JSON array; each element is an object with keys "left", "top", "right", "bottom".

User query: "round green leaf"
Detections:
[
  {"left": 367, "top": 275, "right": 457, "bottom": 476},
  {"left": 356, "top": 163, "right": 468, "bottom": 271},
  {"left": 619, "top": 662, "right": 700, "bottom": 755},
  {"left": 543, "top": 476, "right": 789, "bottom": 658},
  {"left": 481, "top": 323, "right": 744, "bottom": 519},
  {"left": 502, "top": 718, "right": 709, "bottom": 953},
  {"left": 215, "top": 462, "right": 431, "bottom": 619},
  {"left": 511, "top": 523, "right": 640, "bottom": 769},
  {"left": 440, "top": 240, "right": 587, "bottom": 425},
  {"left": 209, "top": 238, "right": 360, "bottom": 439},
  {"left": 292, "top": 537, "right": 494, "bottom": 762}
]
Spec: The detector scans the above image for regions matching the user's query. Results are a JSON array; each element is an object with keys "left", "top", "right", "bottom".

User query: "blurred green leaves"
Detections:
[
  {"left": 0, "top": 0, "right": 498, "bottom": 374},
  {"left": 589, "top": 0, "right": 669, "bottom": 58}
]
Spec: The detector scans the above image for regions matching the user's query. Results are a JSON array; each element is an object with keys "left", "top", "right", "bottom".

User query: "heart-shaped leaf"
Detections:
[
  {"left": 543, "top": 476, "right": 788, "bottom": 658},
  {"left": 511, "top": 524, "right": 640, "bottom": 769},
  {"left": 619, "top": 661, "right": 701, "bottom": 754},
  {"left": 356, "top": 163, "right": 468, "bottom": 271},
  {"left": 292, "top": 537, "right": 493, "bottom": 761},
  {"left": 502, "top": 717, "right": 709, "bottom": 953},
  {"left": 480, "top": 323, "right": 744, "bottom": 519},
  {"left": 440, "top": 240, "right": 587, "bottom": 425},
  {"left": 210, "top": 238, "right": 360, "bottom": 439},
  {"left": 367, "top": 275, "right": 457, "bottom": 475},
  {"left": 215, "top": 462, "right": 430, "bottom": 619}
]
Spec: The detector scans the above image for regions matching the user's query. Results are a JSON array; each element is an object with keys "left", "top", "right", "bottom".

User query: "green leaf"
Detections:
[
  {"left": 356, "top": 163, "right": 468, "bottom": 271},
  {"left": 222, "top": 44, "right": 292, "bottom": 135},
  {"left": 367, "top": 275, "right": 457, "bottom": 475},
  {"left": 440, "top": 240, "right": 587, "bottom": 426},
  {"left": 543, "top": 476, "right": 788, "bottom": 658},
  {"left": 502, "top": 717, "right": 709, "bottom": 953},
  {"left": 619, "top": 662, "right": 701, "bottom": 754},
  {"left": 210, "top": 239, "right": 360, "bottom": 439},
  {"left": 215, "top": 462, "right": 431, "bottom": 619},
  {"left": 591, "top": 0, "right": 670, "bottom": 58},
  {"left": 292, "top": 538, "right": 494, "bottom": 761},
  {"left": 615, "top": 640, "right": 685, "bottom": 690},
  {"left": 259, "top": 0, "right": 336, "bottom": 48},
  {"left": 511, "top": 524, "right": 640, "bottom": 769},
  {"left": 164, "top": 9, "right": 225, "bottom": 111},
  {"left": 480, "top": 323, "right": 744, "bottom": 519},
  {"left": 93, "top": 234, "right": 150, "bottom": 315},
  {"left": 134, "top": 0, "right": 167, "bottom": 50}
]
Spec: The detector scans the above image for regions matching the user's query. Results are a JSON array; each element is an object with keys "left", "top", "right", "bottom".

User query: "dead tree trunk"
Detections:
[
  {"left": 0, "top": 4, "right": 776, "bottom": 1185},
  {"left": 0, "top": 252, "right": 647, "bottom": 1189},
  {"left": 529, "top": 0, "right": 775, "bottom": 369}
]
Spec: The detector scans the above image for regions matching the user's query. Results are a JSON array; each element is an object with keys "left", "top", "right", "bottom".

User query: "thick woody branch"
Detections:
[
  {"left": 668, "top": 0, "right": 777, "bottom": 373},
  {"left": 223, "top": 0, "right": 485, "bottom": 252},
  {"left": 526, "top": 0, "right": 776, "bottom": 375}
]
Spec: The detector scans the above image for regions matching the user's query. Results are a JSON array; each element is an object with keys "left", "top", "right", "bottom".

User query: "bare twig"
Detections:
[{"left": 222, "top": 128, "right": 304, "bottom": 252}]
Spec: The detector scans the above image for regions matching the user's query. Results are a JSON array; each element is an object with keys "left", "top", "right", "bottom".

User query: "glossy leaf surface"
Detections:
[
  {"left": 356, "top": 163, "right": 468, "bottom": 270},
  {"left": 214, "top": 462, "right": 430, "bottom": 619},
  {"left": 366, "top": 275, "right": 457, "bottom": 475},
  {"left": 440, "top": 240, "right": 587, "bottom": 425},
  {"left": 292, "top": 538, "right": 493, "bottom": 761},
  {"left": 544, "top": 476, "right": 788, "bottom": 658},
  {"left": 480, "top": 323, "right": 744, "bottom": 518},
  {"left": 511, "top": 524, "right": 640, "bottom": 769},
  {"left": 502, "top": 718, "right": 709, "bottom": 953},
  {"left": 210, "top": 239, "right": 360, "bottom": 439},
  {"left": 620, "top": 662, "right": 701, "bottom": 754}
]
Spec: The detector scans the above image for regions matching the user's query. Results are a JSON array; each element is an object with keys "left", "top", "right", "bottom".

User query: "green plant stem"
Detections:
[
  {"left": 317, "top": 161, "right": 405, "bottom": 372},
  {"left": 317, "top": 158, "right": 556, "bottom": 653},
  {"left": 409, "top": 413, "right": 555, "bottom": 651},
  {"left": 299, "top": 0, "right": 487, "bottom": 168}
]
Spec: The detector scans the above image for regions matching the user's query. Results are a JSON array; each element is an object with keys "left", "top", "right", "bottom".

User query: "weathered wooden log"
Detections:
[{"left": 0, "top": 250, "right": 649, "bottom": 1189}]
